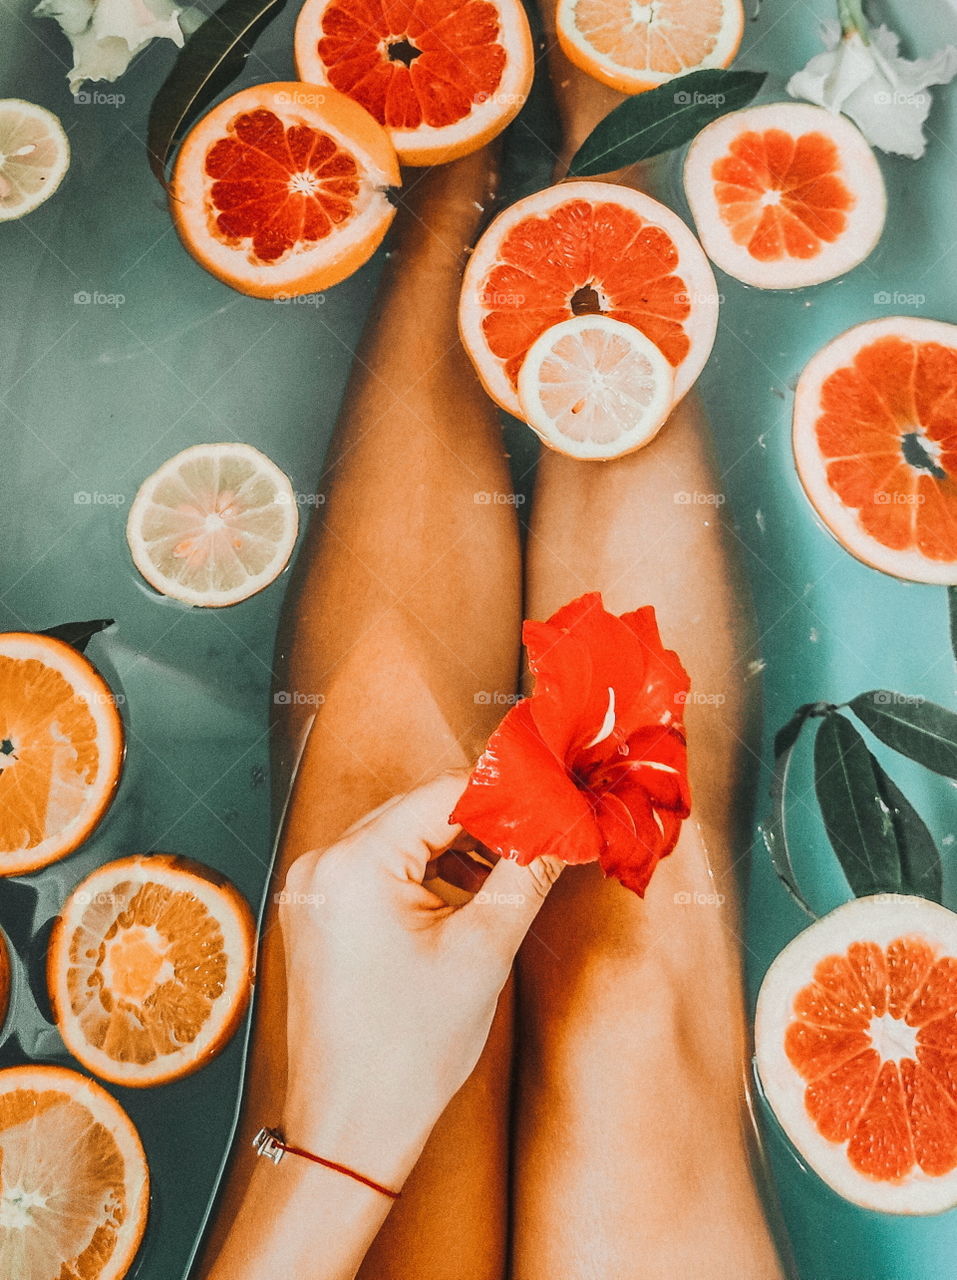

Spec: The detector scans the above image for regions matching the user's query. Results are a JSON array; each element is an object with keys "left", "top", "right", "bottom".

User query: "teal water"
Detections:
[{"left": 1, "top": 0, "right": 957, "bottom": 1276}]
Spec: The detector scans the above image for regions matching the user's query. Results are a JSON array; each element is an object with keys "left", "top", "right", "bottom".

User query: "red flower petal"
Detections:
[
  {"left": 454, "top": 594, "right": 693, "bottom": 897},
  {"left": 594, "top": 789, "right": 662, "bottom": 897},
  {"left": 602, "top": 725, "right": 691, "bottom": 814},
  {"left": 620, "top": 604, "right": 692, "bottom": 725},
  {"left": 525, "top": 593, "right": 690, "bottom": 762},
  {"left": 656, "top": 807, "right": 685, "bottom": 859},
  {"left": 451, "top": 701, "right": 602, "bottom": 867}
]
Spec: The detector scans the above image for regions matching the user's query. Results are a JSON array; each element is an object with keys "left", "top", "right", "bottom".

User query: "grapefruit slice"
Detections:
[
  {"left": 49, "top": 853, "right": 256, "bottom": 1088},
  {"left": 517, "top": 314, "right": 675, "bottom": 458},
  {"left": 0, "top": 99, "right": 70, "bottom": 222},
  {"left": 0, "top": 633, "right": 124, "bottom": 876},
  {"left": 126, "top": 442, "right": 300, "bottom": 608},
  {"left": 459, "top": 179, "right": 718, "bottom": 419},
  {"left": 556, "top": 0, "right": 745, "bottom": 95},
  {"left": 170, "top": 81, "right": 400, "bottom": 298},
  {"left": 793, "top": 316, "right": 957, "bottom": 585},
  {"left": 0, "top": 1063, "right": 149, "bottom": 1279},
  {"left": 294, "top": 0, "right": 533, "bottom": 165},
  {"left": 756, "top": 894, "right": 957, "bottom": 1215},
  {"left": 683, "top": 102, "right": 886, "bottom": 289}
]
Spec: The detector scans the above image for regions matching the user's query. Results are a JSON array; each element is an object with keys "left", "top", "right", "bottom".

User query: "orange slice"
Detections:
[
  {"left": 459, "top": 179, "right": 719, "bottom": 419},
  {"left": 170, "top": 81, "right": 400, "bottom": 298},
  {"left": 126, "top": 442, "right": 300, "bottom": 608},
  {"left": 0, "top": 633, "right": 124, "bottom": 876},
  {"left": 294, "top": 0, "right": 533, "bottom": 165},
  {"left": 0, "top": 1063, "right": 149, "bottom": 1278},
  {"left": 793, "top": 316, "right": 957, "bottom": 584},
  {"left": 556, "top": 0, "right": 744, "bottom": 95},
  {"left": 516, "top": 314, "right": 676, "bottom": 458},
  {"left": 683, "top": 101, "right": 886, "bottom": 289},
  {"left": 756, "top": 894, "right": 957, "bottom": 1215},
  {"left": 49, "top": 854, "right": 256, "bottom": 1087}
]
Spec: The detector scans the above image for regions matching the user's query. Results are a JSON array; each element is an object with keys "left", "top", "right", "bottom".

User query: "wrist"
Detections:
[
  {"left": 281, "top": 1080, "right": 437, "bottom": 1191},
  {"left": 206, "top": 1141, "right": 393, "bottom": 1280}
]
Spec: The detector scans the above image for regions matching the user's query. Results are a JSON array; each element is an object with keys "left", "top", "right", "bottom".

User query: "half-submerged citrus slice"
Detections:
[
  {"left": 49, "top": 853, "right": 256, "bottom": 1088},
  {"left": 556, "top": 0, "right": 744, "bottom": 95},
  {"left": 756, "top": 894, "right": 957, "bottom": 1215},
  {"left": 793, "top": 316, "right": 957, "bottom": 584},
  {"left": 459, "top": 179, "right": 718, "bottom": 419},
  {"left": 0, "top": 99, "right": 70, "bottom": 222},
  {"left": 170, "top": 81, "right": 400, "bottom": 298},
  {"left": 517, "top": 314, "right": 675, "bottom": 458},
  {"left": 0, "top": 1063, "right": 149, "bottom": 1278},
  {"left": 684, "top": 102, "right": 886, "bottom": 289},
  {"left": 126, "top": 442, "right": 299, "bottom": 608},
  {"left": 294, "top": 0, "right": 533, "bottom": 165},
  {"left": 0, "top": 633, "right": 124, "bottom": 876}
]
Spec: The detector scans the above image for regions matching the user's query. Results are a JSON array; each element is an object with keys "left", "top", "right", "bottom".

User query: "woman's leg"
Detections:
[
  {"left": 509, "top": 52, "right": 788, "bottom": 1280},
  {"left": 200, "top": 150, "right": 521, "bottom": 1280}
]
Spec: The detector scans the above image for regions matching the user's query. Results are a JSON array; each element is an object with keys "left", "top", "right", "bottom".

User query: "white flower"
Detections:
[
  {"left": 34, "top": 0, "right": 186, "bottom": 94},
  {"left": 787, "top": 17, "right": 957, "bottom": 159}
]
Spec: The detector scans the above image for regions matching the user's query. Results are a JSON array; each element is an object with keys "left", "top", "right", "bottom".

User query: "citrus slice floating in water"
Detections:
[
  {"left": 171, "top": 81, "right": 400, "bottom": 298},
  {"left": 0, "top": 1063, "right": 149, "bottom": 1279},
  {"left": 0, "top": 99, "right": 70, "bottom": 222},
  {"left": 793, "top": 316, "right": 957, "bottom": 584},
  {"left": 49, "top": 853, "right": 256, "bottom": 1088},
  {"left": 684, "top": 102, "right": 886, "bottom": 289},
  {"left": 294, "top": 0, "right": 533, "bottom": 165},
  {"left": 126, "top": 442, "right": 299, "bottom": 607},
  {"left": 517, "top": 314, "right": 675, "bottom": 458},
  {"left": 556, "top": 0, "right": 745, "bottom": 95},
  {"left": 756, "top": 895, "right": 957, "bottom": 1215},
  {"left": 459, "top": 179, "right": 718, "bottom": 419},
  {"left": 0, "top": 633, "right": 124, "bottom": 876}
]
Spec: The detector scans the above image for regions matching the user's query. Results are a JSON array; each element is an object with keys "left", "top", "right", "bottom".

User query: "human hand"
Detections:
[{"left": 278, "top": 772, "right": 562, "bottom": 1190}]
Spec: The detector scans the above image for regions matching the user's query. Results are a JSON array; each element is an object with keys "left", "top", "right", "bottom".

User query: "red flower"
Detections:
[{"left": 452, "top": 593, "right": 692, "bottom": 896}]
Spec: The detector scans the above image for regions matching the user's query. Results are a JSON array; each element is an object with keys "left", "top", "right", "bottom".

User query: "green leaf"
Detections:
[
  {"left": 849, "top": 690, "right": 957, "bottom": 779},
  {"left": 40, "top": 619, "right": 114, "bottom": 654},
  {"left": 760, "top": 704, "right": 821, "bottom": 918},
  {"left": 147, "top": 0, "right": 291, "bottom": 186},
  {"left": 567, "top": 69, "right": 767, "bottom": 178},
  {"left": 949, "top": 586, "right": 957, "bottom": 669},
  {"left": 872, "top": 765, "right": 942, "bottom": 903},
  {"left": 814, "top": 712, "right": 902, "bottom": 898}
]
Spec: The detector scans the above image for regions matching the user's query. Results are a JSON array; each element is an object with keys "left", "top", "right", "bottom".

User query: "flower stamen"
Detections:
[{"left": 585, "top": 686, "right": 617, "bottom": 749}]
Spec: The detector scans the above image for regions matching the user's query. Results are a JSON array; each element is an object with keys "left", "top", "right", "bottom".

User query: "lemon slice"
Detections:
[
  {"left": 517, "top": 315, "right": 676, "bottom": 460},
  {"left": 126, "top": 442, "right": 299, "bottom": 607},
  {"left": 0, "top": 99, "right": 70, "bottom": 221}
]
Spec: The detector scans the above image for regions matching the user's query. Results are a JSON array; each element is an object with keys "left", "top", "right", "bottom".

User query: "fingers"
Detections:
[
  {"left": 457, "top": 853, "right": 564, "bottom": 961},
  {"left": 355, "top": 771, "right": 469, "bottom": 879}
]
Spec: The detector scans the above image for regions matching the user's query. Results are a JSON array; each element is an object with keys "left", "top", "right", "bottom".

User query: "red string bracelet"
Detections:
[{"left": 252, "top": 1127, "right": 401, "bottom": 1200}]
